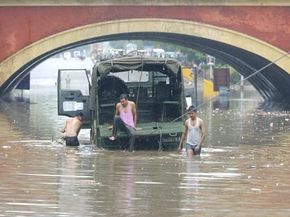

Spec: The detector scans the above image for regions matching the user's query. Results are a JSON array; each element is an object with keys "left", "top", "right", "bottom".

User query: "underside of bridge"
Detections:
[
  {"left": 115, "top": 33, "right": 290, "bottom": 102},
  {"left": 1, "top": 19, "right": 290, "bottom": 103},
  {"left": 3, "top": 32, "right": 290, "bottom": 103}
]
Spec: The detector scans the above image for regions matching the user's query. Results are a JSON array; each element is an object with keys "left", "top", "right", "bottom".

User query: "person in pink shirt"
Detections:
[{"left": 109, "top": 94, "right": 137, "bottom": 152}]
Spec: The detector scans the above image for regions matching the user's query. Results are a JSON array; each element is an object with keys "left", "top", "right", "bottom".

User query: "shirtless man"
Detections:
[
  {"left": 60, "top": 112, "right": 83, "bottom": 146},
  {"left": 109, "top": 94, "right": 137, "bottom": 152},
  {"left": 178, "top": 106, "right": 206, "bottom": 158}
]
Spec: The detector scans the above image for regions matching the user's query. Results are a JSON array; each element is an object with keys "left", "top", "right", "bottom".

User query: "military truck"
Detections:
[{"left": 57, "top": 56, "right": 187, "bottom": 150}]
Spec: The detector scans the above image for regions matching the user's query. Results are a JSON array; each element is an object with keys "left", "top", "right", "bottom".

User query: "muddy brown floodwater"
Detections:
[{"left": 1, "top": 79, "right": 290, "bottom": 216}]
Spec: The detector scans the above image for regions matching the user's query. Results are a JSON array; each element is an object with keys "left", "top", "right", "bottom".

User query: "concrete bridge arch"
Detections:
[{"left": 1, "top": 18, "right": 290, "bottom": 101}]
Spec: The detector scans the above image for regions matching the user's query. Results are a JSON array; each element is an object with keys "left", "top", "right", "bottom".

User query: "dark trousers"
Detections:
[
  {"left": 65, "top": 136, "right": 79, "bottom": 146},
  {"left": 112, "top": 116, "right": 136, "bottom": 151}
]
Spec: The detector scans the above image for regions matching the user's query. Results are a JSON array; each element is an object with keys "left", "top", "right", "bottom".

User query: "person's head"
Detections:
[
  {"left": 76, "top": 112, "right": 84, "bottom": 121},
  {"left": 119, "top": 93, "right": 128, "bottom": 106},
  {"left": 187, "top": 106, "right": 197, "bottom": 119}
]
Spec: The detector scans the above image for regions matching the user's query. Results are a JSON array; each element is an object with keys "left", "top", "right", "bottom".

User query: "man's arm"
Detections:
[
  {"left": 115, "top": 103, "right": 120, "bottom": 116},
  {"left": 60, "top": 119, "right": 67, "bottom": 133},
  {"left": 178, "top": 120, "right": 188, "bottom": 151},
  {"left": 131, "top": 101, "right": 137, "bottom": 127},
  {"left": 197, "top": 119, "right": 206, "bottom": 147}
]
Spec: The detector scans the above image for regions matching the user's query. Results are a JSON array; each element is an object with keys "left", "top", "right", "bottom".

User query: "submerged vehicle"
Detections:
[{"left": 57, "top": 56, "right": 187, "bottom": 150}]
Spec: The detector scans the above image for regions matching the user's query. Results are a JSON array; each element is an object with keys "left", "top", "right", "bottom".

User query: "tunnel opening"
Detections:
[{"left": 1, "top": 32, "right": 290, "bottom": 104}]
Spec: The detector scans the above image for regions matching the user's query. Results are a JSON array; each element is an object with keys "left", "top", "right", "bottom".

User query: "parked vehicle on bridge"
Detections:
[{"left": 57, "top": 56, "right": 187, "bottom": 150}]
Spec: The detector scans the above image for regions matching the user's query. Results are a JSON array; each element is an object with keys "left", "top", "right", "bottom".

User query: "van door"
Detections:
[{"left": 57, "top": 69, "right": 91, "bottom": 124}]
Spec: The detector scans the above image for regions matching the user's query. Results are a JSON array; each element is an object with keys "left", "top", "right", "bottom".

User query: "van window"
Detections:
[
  {"left": 60, "top": 70, "right": 89, "bottom": 96},
  {"left": 111, "top": 70, "right": 149, "bottom": 82}
]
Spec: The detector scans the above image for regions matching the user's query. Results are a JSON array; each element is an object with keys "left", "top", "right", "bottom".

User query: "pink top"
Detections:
[{"left": 119, "top": 103, "right": 135, "bottom": 128}]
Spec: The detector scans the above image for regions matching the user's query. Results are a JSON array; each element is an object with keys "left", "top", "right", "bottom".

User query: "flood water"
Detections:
[{"left": 1, "top": 59, "right": 290, "bottom": 216}]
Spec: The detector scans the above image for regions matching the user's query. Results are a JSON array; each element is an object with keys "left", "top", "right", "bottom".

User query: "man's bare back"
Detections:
[
  {"left": 60, "top": 113, "right": 83, "bottom": 146},
  {"left": 63, "top": 117, "right": 82, "bottom": 137}
]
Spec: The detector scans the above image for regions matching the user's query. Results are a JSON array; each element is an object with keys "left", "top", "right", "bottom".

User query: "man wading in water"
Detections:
[
  {"left": 178, "top": 106, "right": 206, "bottom": 158},
  {"left": 60, "top": 112, "right": 83, "bottom": 146},
  {"left": 109, "top": 94, "right": 137, "bottom": 152}
]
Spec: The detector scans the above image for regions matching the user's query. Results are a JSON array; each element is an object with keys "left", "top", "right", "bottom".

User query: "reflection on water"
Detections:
[
  {"left": 1, "top": 70, "right": 290, "bottom": 215},
  {"left": 1, "top": 142, "right": 290, "bottom": 216}
]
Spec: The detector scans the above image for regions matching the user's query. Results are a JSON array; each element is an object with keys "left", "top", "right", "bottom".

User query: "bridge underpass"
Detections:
[
  {"left": 1, "top": 0, "right": 290, "bottom": 103},
  {"left": 2, "top": 31, "right": 290, "bottom": 103}
]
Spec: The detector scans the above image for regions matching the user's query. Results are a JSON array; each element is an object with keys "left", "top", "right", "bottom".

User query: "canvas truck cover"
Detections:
[
  {"left": 90, "top": 56, "right": 182, "bottom": 111},
  {"left": 93, "top": 56, "right": 182, "bottom": 78}
]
